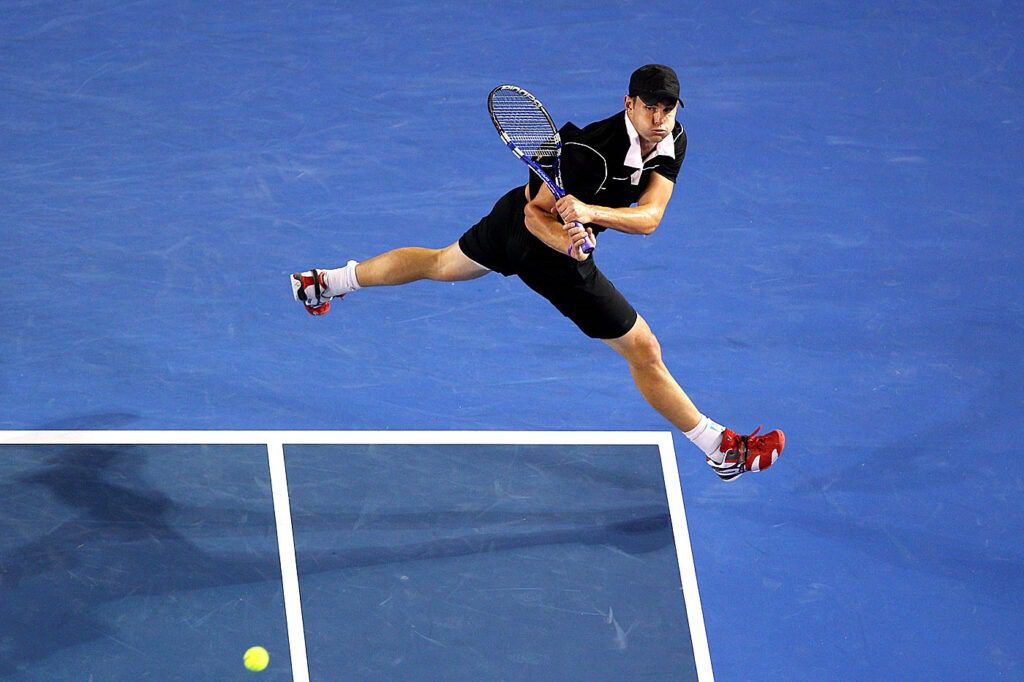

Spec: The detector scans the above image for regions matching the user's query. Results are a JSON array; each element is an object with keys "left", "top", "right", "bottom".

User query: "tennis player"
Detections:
[{"left": 291, "top": 64, "right": 784, "bottom": 481}]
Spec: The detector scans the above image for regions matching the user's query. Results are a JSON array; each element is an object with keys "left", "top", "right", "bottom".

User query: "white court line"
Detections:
[
  {"left": 656, "top": 432, "right": 714, "bottom": 682},
  {"left": 1, "top": 430, "right": 713, "bottom": 680},
  {"left": 0, "top": 430, "right": 668, "bottom": 446},
  {"left": 267, "top": 442, "right": 310, "bottom": 682}
]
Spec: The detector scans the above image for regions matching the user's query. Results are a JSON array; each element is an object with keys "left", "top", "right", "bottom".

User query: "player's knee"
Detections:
[
  {"left": 427, "top": 248, "right": 449, "bottom": 280},
  {"left": 627, "top": 329, "right": 663, "bottom": 368},
  {"left": 418, "top": 246, "right": 456, "bottom": 281},
  {"left": 434, "top": 244, "right": 487, "bottom": 282}
]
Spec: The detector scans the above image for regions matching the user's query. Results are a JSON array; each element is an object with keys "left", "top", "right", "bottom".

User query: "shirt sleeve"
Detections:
[{"left": 654, "top": 126, "right": 687, "bottom": 183}]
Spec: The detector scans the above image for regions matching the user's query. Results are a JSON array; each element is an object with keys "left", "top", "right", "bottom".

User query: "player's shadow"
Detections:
[
  {"left": 774, "top": 506, "right": 1024, "bottom": 612},
  {"left": 0, "top": 445, "right": 278, "bottom": 674},
  {"left": 35, "top": 411, "right": 140, "bottom": 430},
  {"left": 294, "top": 508, "right": 672, "bottom": 574},
  {"left": 0, "top": 445, "right": 673, "bottom": 674}
]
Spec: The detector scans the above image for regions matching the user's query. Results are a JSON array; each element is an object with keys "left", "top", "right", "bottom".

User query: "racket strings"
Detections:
[{"left": 490, "top": 91, "right": 559, "bottom": 158}]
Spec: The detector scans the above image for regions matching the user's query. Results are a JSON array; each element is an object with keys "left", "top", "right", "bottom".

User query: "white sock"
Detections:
[
  {"left": 323, "top": 260, "right": 361, "bottom": 297},
  {"left": 684, "top": 415, "right": 726, "bottom": 461}
]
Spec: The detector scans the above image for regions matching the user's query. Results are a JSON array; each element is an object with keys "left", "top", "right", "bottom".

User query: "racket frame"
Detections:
[{"left": 487, "top": 85, "right": 595, "bottom": 254}]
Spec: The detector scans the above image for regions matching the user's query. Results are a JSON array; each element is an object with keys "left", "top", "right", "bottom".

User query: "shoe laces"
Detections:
[
  {"left": 725, "top": 425, "right": 760, "bottom": 456},
  {"left": 737, "top": 425, "right": 762, "bottom": 452}
]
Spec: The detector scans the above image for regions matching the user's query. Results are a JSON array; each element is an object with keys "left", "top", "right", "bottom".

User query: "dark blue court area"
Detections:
[
  {"left": 2, "top": 1, "right": 1023, "bottom": 679},
  {"left": 287, "top": 442, "right": 696, "bottom": 680},
  {"left": 0, "top": 444, "right": 292, "bottom": 680},
  {"left": 0, "top": 438, "right": 699, "bottom": 680}
]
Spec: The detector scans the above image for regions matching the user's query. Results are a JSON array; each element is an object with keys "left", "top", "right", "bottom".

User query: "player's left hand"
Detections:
[
  {"left": 565, "top": 223, "right": 596, "bottom": 261},
  {"left": 555, "top": 195, "right": 594, "bottom": 225}
]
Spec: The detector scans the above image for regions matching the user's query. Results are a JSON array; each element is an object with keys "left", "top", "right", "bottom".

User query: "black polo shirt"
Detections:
[{"left": 528, "top": 111, "right": 687, "bottom": 232}]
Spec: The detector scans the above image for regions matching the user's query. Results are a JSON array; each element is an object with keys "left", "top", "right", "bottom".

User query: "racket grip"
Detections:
[
  {"left": 551, "top": 186, "right": 594, "bottom": 254},
  {"left": 568, "top": 222, "right": 595, "bottom": 255}
]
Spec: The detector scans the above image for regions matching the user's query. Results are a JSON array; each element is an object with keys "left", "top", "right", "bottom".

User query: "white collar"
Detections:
[{"left": 623, "top": 111, "right": 676, "bottom": 169}]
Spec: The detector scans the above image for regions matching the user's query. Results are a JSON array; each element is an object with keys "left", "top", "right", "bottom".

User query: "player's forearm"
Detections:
[
  {"left": 588, "top": 203, "right": 664, "bottom": 235},
  {"left": 524, "top": 203, "right": 572, "bottom": 254}
]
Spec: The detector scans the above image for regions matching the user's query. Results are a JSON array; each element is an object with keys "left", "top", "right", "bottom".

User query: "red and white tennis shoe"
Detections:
[
  {"left": 290, "top": 269, "right": 338, "bottom": 316},
  {"left": 707, "top": 426, "right": 785, "bottom": 482}
]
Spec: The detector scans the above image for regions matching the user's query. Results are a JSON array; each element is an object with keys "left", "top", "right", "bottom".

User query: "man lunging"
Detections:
[{"left": 290, "top": 64, "right": 784, "bottom": 481}]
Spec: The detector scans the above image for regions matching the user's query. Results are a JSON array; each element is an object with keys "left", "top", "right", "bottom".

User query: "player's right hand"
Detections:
[
  {"left": 565, "top": 223, "right": 596, "bottom": 261},
  {"left": 555, "top": 194, "right": 595, "bottom": 225}
]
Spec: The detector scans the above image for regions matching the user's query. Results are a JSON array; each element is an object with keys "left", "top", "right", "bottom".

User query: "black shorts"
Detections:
[{"left": 458, "top": 187, "right": 638, "bottom": 340}]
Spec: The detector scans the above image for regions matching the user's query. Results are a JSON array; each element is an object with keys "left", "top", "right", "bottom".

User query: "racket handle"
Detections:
[
  {"left": 569, "top": 221, "right": 595, "bottom": 255},
  {"left": 550, "top": 184, "right": 594, "bottom": 254}
]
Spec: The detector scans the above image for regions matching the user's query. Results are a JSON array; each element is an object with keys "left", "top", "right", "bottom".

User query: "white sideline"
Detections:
[
  {"left": 0, "top": 430, "right": 670, "bottom": 446},
  {"left": 654, "top": 431, "right": 714, "bottom": 682},
  {"left": 267, "top": 442, "right": 309, "bottom": 682}
]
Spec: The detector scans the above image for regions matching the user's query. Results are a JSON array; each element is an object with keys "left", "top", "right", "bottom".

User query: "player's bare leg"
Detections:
[
  {"left": 355, "top": 242, "right": 489, "bottom": 286},
  {"left": 604, "top": 314, "right": 784, "bottom": 481},
  {"left": 603, "top": 314, "right": 702, "bottom": 432},
  {"left": 291, "top": 242, "right": 488, "bottom": 315}
]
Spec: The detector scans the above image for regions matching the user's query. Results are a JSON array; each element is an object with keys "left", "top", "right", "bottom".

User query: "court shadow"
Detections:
[
  {"left": 35, "top": 412, "right": 140, "bottom": 430},
  {"left": 0, "top": 445, "right": 281, "bottom": 674},
  {"left": 769, "top": 502, "right": 1024, "bottom": 612},
  {"left": 295, "top": 507, "right": 672, "bottom": 573}
]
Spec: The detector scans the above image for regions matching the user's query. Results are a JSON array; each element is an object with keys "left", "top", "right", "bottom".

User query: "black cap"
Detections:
[{"left": 628, "top": 64, "right": 682, "bottom": 108}]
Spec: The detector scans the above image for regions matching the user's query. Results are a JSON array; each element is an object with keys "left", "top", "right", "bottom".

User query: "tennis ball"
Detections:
[{"left": 244, "top": 646, "right": 270, "bottom": 672}]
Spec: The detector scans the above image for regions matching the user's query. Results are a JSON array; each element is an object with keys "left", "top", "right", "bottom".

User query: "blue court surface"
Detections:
[{"left": 1, "top": 1, "right": 1022, "bottom": 680}]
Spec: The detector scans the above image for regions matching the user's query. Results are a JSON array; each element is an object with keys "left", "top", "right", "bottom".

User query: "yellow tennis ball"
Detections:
[{"left": 243, "top": 646, "right": 270, "bottom": 672}]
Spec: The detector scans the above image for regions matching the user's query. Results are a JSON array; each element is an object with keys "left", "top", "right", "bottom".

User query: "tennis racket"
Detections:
[{"left": 487, "top": 85, "right": 595, "bottom": 254}]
